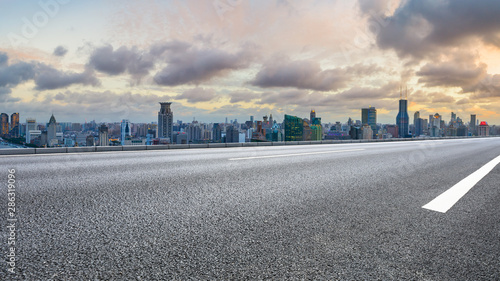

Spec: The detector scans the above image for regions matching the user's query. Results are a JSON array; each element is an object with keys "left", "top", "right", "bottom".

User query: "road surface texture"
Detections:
[{"left": 1, "top": 138, "right": 500, "bottom": 280}]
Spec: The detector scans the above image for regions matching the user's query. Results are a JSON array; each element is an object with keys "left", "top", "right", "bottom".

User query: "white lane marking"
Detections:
[
  {"left": 422, "top": 154, "right": 500, "bottom": 213},
  {"left": 228, "top": 149, "right": 365, "bottom": 160}
]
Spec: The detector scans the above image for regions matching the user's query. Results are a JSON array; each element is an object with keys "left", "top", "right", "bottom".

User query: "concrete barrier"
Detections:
[
  {"left": 310, "top": 141, "right": 322, "bottom": 145},
  {"left": 146, "top": 145, "right": 169, "bottom": 150},
  {"left": 189, "top": 144, "right": 209, "bottom": 148},
  {"left": 168, "top": 144, "right": 189, "bottom": 149},
  {"left": 123, "top": 145, "right": 147, "bottom": 151},
  {"left": 298, "top": 141, "right": 311, "bottom": 145},
  {"left": 226, "top": 143, "right": 243, "bottom": 147},
  {"left": 0, "top": 148, "right": 36, "bottom": 155},
  {"left": 271, "top": 142, "right": 285, "bottom": 146},
  {"left": 255, "top": 142, "right": 271, "bottom": 146},
  {"left": 67, "top": 147, "right": 95, "bottom": 153},
  {"left": 242, "top": 142, "right": 258, "bottom": 147},
  {"left": 208, "top": 143, "right": 226, "bottom": 148},
  {"left": 96, "top": 146, "right": 122, "bottom": 152},
  {"left": 285, "top": 141, "right": 299, "bottom": 145},
  {"left": 35, "top": 147, "right": 67, "bottom": 154}
]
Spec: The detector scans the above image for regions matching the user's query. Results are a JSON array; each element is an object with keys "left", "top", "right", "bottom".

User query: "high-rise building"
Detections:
[
  {"left": 226, "top": 126, "right": 239, "bottom": 143},
  {"left": 362, "top": 124, "right": 373, "bottom": 140},
  {"left": 284, "top": 114, "right": 303, "bottom": 141},
  {"left": 26, "top": 118, "right": 37, "bottom": 143},
  {"left": 10, "top": 113, "right": 19, "bottom": 137},
  {"left": 396, "top": 98, "right": 409, "bottom": 138},
  {"left": 187, "top": 122, "right": 202, "bottom": 143},
  {"left": 429, "top": 113, "right": 442, "bottom": 137},
  {"left": 470, "top": 114, "right": 477, "bottom": 135},
  {"left": 362, "top": 106, "right": 377, "bottom": 136},
  {"left": 47, "top": 114, "right": 58, "bottom": 147},
  {"left": 478, "top": 121, "right": 489, "bottom": 136},
  {"left": 0, "top": 113, "right": 8, "bottom": 136},
  {"left": 413, "top": 111, "right": 422, "bottom": 137},
  {"left": 310, "top": 110, "right": 316, "bottom": 124},
  {"left": 121, "top": 119, "right": 131, "bottom": 145},
  {"left": 212, "top": 123, "right": 222, "bottom": 142},
  {"left": 158, "top": 102, "right": 173, "bottom": 140},
  {"left": 99, "top": 124, "right": 109, "bottom": 146}
]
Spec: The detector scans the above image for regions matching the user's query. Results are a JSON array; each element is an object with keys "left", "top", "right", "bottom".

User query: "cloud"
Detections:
[
  {"left": 429, "top": 92, "right": 455, "bottom": 104},
  {"left": 53, "top": 46, "right": 68, "bottom": 57},
  {"left": 250, "top": 58, "right": 381, "bottom": 91},
  {"left": 153, "top": 45, "right": 255, "bottom": 86},
  {"left": 364, "top": 0, "right": 500, "bottom": 58},
  {"left": 88, "top": 45, "right": 154, "bottom": 82},
  {"left": 0, "top": 52, "right": 7, "bottom": 66},
  {"left": 416, "top": 59, "right": 487, "bottom": 89},
  {"left": 176, "top": 87, "right": 217, "bottom": 103},
  {"left": 149, "top": 40, "right": 191, "bottom": 57},
  {"left": 228, "top": 91, "right": 261, "bottom": 103},
  {"left": 34, "top": 65, "right": 100, "bottom": 91},
  {"left": 467, "top": 74, "right": 500, "bottom": 99},
  {"left": 0, "top": 60, "right": 36, "bottom": 88}
]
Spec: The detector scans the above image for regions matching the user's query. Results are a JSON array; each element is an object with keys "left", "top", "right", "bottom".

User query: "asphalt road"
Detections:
[{"left": 1, "top": 138, "right": 500, "bottom": 280}]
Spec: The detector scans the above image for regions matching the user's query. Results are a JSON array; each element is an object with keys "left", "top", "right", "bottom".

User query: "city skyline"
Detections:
[{"left": 1, "top": 0, "right": 500, "bottom": 124}]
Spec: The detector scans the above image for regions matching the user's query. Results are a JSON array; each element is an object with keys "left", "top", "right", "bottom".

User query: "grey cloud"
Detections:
[
  {"left": 429, "top": 93, "right": 455, "bottom": 103},
  {"left": 34, "top": 65, "right": 100, "bottom": 91},
  {"left": 417, "top": 59, "right": 487, "bottom": 89},
  {"left": 364, "top": 0, "right": 500, "bottom": 58},
  {"left": 149, "top": 41, "right": 191, "bottom": 57},
  {"left": 0, "top": 60, "right": 36, "bottom": 88},
  {"left": 250, "top": 59, "right": 381, "bottom": 91},
  {"left": 89, "top": 45, "right": 154, "bottom": 81},
  {"left": 229, "top": 91, "right": 261, "bottom": 103},
  {"left": 176, "top": 87, "right": 217, "bottom": 103},
  {"left": 154, "top": 47, "right": 254, "bottom": 86},
  {"left": 467, "top": 74, "right": 500, "bottom": 99},
  {"left": 53, "top": 46, "right": 68, "bottom": 57},
  {"left": 0, "top": 52, "right": 7, "bottom": 66}
]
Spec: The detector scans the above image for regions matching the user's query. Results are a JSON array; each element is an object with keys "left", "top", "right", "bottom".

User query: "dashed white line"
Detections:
[
  {"left": 422, "top": 154, "right": 500, "bottom": 213},
  {"left": 228, "top": 149, "right": 365, "bottom": 160}
]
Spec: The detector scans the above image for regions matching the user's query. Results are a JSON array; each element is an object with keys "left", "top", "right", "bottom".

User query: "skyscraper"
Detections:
[
  {"left": 10, "top": 113, "right": 19, "bottom": 137},
  {"left": 470, "top": 114, "right": 477, "bottom": 135},
  {"left": 26, "top": 118, "right": 37, "bottom": 143},
  {"left": 99, "top": 124, "right": 109, "bottom": 146},
  {"left": 284, "top": 114, "right": 303, "bottom": 141},
  {"left": 310, "top": 109, "right": 316, "bottom": 124},
  {"left": 396, "top": 96, "right": 409, "bottom": 138},
  {"left": 414, "top": 111, "right": 423, "bottom": 137},
  {"left": 226, "top": 126, "right": 239, "bottom": 143},
  {"left": 158, "top": 102, "right": 173, "bottom": 140},
  {"left": 212, "top": 123, "right": 222, "bottom": 142},
  {"left": 361, "top": 106, "right": 377, "bottom": 136},
  {"left": 47, "top": 114, "right": 57, "bottom": 147},
  {"left": 0, "top": 113, "right": 8, "bottom": 136},
  {"left": 121, "top": 119, "right": 131, "bottom": 145}
]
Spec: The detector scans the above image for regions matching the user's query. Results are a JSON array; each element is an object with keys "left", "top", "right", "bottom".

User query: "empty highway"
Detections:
[{"left": 1, "top": 138, "right": 500, "bottom": 280}]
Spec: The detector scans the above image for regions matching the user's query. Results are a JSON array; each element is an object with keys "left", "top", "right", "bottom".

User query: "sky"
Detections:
[{"left": 1, "top": 0, "right": 499, "bottom": 125}]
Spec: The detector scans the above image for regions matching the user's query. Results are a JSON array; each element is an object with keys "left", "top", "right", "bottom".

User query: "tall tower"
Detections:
[
  {"left": 0, "top": 113, "right": 8, "bottom": 136},
  {"left": 99, "top": 124, "right": 109, "bottom": 146},
  {"left": 121, "top": 119, "right": 131, "bottom": 145},
  {"left": 47, "top": 114, "right": 57, "bottom": 147},
  {"left": 310, "top": 109, "right": 316, "bottom": 124},
  {"left": 26, "top": 118, "right": 36, "bottom": 143},
  {"left": 10, "top": 113, "right": 19, "bottom": 137},
  {"left": 470, "top": 114, "right": 476, "bottom": 135},
  {"left": 158, "top": 102, "right": 173, "bottom": 140},
  {"left": 361, "top": 106, "right": 377, "bottom": 135},
  {"left": 396, "top": 88, "right": 409, "bottom": 138}
]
